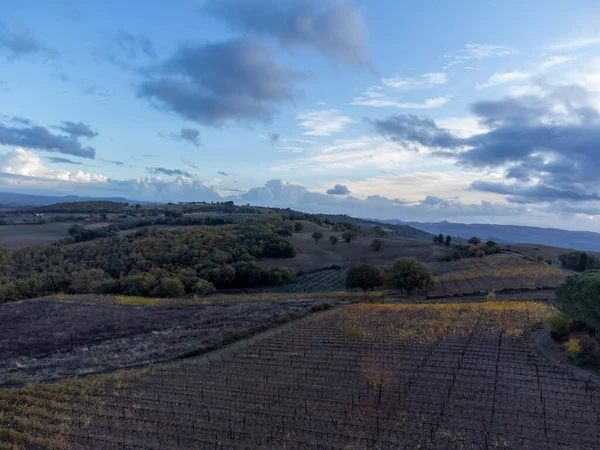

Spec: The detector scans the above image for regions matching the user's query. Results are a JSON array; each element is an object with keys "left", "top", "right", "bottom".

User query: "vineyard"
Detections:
[
  {"left": 2, "top": 300, "right": 599, "bottom": 449},
  {"left": 283, "top": 269, "right": 349, "bottom": 293},
  {"left": 430, "top": 255, "right": 566, "bottom": 297}
]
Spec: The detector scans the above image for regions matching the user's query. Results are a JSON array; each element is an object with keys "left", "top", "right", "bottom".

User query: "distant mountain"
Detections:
[
  {"left": 384, "top": 220, "right": 600, "bottom": 252},
  {"left": 0, "top": 192, "right": 149, "bottom": 208}
]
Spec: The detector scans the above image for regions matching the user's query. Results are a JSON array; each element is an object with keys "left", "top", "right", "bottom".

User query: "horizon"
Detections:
[{"left": 2, "top": 1, "right": 600, "bottom": 231}]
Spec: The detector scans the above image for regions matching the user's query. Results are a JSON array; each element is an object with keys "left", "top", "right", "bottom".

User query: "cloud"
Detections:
[
  {"left": 382, "top": 72, "right": 447, "bottom": 89},
  {"left": 115, "top": 31, "right": 155, "bottom": 58},
  {"left": 138, "top": 38, "right": 305, "bottom": 126},
  {"left": 268, "top": 132, "right": 280, "bottom": 143},
  {"left": 327, "top": 184, "right": 350, "bottom": 195},
  {"left": 179, "top": 128, "right": 201, "bottom": 147},
  {"left": 0, "top": 148, "right": 104, "bottom": 182},
  {"left": 444, "top": 44, "right": 518, "bottom": 69},
  {"left": 373, "top": 83, "right": 600, "bottom": 207},
  {"left": 546, "top": 36, "right": 600, "bottom": 52},
  {"left": 297, "top": 109, "right": 353, "bottom": 135},
  {"left": 218, "top": 171, "right": 228, "bottom": 176},
  {"left": 351, "top": 96, "right": 451, "bottom": 109},
  {"left": 147, "top": 167, "right": 195, "bottom": 178},
  {"left": 0, "top": 22, "right": 57, "bottom": 60},
  {"left": 46, "top": 157, "right": 83, "bottom": 165},
  {"left": 203, "top": 0, "right": 371, "bottom": 68},
  {"left": 181, "top": 158, "right": 199, "bottom": 170},
  {"left": 56, "top": 121, "right": 98, "bottom": 138},
  {"left": 540, "top": 55, "right": 577, "bottom": 69},
  {"left": 476, "top": 71, "right": 532, "bottom": 90},
  {"left": 0, "top": 118, "right": 97, "bottom": 159}
]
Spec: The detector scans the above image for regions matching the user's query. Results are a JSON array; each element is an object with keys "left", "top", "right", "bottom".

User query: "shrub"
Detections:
[
  {"left": 346, "top": 264, "right": 384, "bottom": 291},
  {"left": 276, "top": 229, "right": 293, "bottom": 237},
  {"left": 468, "top": 236, "right": 482, "bottom": 245},
  {"left": 387, "top": 257, "right": 434, "bottom": 294},
  {"left": 371, "top": 239, "right": 383, "bottom": 252},
  {"left": 312, "top": 231, "right": 324, "bottom": 242},
  {"left": 342, "top": 324, "right": 362, "bottom": 340},
  {"left": 536, "top": 254, "right": 545, "bottom": 262},
  {"left": 476, "top": 249, "right": 485, "bottom": 258},
  {"left": 194, "top": 279, "right": 216, "bottom": 295},
  {"left": 329, "top": 236, "right": 339, "bottom": 245},
  {"left": 342, "top": 230, "right": 357, "bottom": 243},
  {"left": 294, "top": 221, "right": 303, "bottom": 232},
  {"left": 487, "top": 291, "right": 496, "bottom": 301},
  {"left": 544, "top": 312, "right": 573, "bottom": 339},
  {"left": 564, "top": 337, "right": 584, "bottom": 361},
  {"left": 452, "top": 251, "right": 461, "bottom": 261},
  {"left": 445, "top": 235, "right": 451, "bottom": 246}
]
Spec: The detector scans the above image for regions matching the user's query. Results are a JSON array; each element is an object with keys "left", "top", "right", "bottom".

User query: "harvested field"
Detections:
[
  {"left": 0, "top": 223, "right": 73, "bottom": 249},
  {"left": 0, "top": 296, "right": 338, "bottom": 387},
  {"left": 2, "top": 301, "right": 599, "bottom": 449},
  {"left": 430, "top": 254, "right": 566, "bottom": 297},
  {"left": 283, "top": 269, "right": 349, "bottom": 293}
]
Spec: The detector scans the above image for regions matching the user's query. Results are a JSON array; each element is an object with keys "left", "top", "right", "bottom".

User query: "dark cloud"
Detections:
[
  {"left": 56, "top": 121, "right": 98, "bottom": 138},
  {"left": 0, "top": 120, "right": 96, "bottom": 159},
  {"left": 373, "top": 84, "right": 600, "bottom": 206},
  {"left": 99, "top": 159, "right": 125, "bottom": 167},
  {"left": 181, "top": 158, "right": 199, "bottom": 170},
  {"left": 138, "top": 37, "right": 306, "bottom": 126},
  {"left": 46, "top": 156, "right": 83, "bottom": 165},
  {"left": 115, "top": 31, "right": 155, "bottom": 58},
  {"left": 0, "top": 22, "right": 58, "bottom": 60},
  {"left": 84, "top": 84, "right": 110, "bottom": 98},
  {"left": 218, "top": 171, "right": 228, "bottom": 176},
  {"left": 204, "top": 0, "right": 371, "bottom": 68},
  {"left": 148, "top": 167, "right": 195, "bottom": 178},
  {"left": 179, "top": 128, "right": 200, "bottom": 146},
  {"left": 268, "top": 132, "right": 280, "bottom": 143},
  {"left": 326, "top": 184, "right": 350, "bottom": 195}
]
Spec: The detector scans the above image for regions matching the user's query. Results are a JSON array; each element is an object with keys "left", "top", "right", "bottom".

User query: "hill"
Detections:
[
  {"left": 0, "top": 192, "right": 147, "bottom": 209},
  {"left": 384, "top": 220, "right": 600, "bottom": 252}
]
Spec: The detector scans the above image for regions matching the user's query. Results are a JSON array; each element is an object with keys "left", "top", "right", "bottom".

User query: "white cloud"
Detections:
[
  {"left": 546, "top": 36, "right": 600, "bottom": 52},
  {"left": 351, "top": 96, "right": 451, "bottom": 109},
  {"left": 296, "top": 110, "right": 353, "bottom": 136},
  {"left": 476, "top": 71, "right": 531, "bottom": 90},
  {"left": 444, "top": 44, "right": 518, "bottom": 69},
  {"left": 0, "top": 148, "right": 107, "bottom": 183},
  {"left": 540, "top": 55, "right": 577, "bottom": 69},
  {"left": 382, "top": 72, "right": 448, "bottom": 89},
  {"left": 435, "top": 116, "right": 488, "bottom": 138}
]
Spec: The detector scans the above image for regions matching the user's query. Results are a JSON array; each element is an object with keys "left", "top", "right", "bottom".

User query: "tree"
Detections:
[
  {"left": 151, "top": 277, "right": 185, "bottom": 298},
  {"left": 556, "top": 270, "right": 600, "bottom": 340},
  {"left": 386, "top": 257, "right": 434, "bottom": 294},
  {"left": 346, "top": 264, "right": 384, "bottom": 291},
  {"left": 476, "top": 249, "right": 485, "bottom": 258},
  {"left": 452, "top": 251, "right": 461, "bottom": 261},
  {"left": 372, "top": 226, "right": 388, "bottom": 237},
  {"left": 371, "top": 239, "right": 383, "bottom": 252},
  {"left": 484, "top": 240, "right": 499, "bottom": 254},
  {"left": 70, "top": 269, "right": 111, "bottom": 294},
  {"left": 100, "top": 213, "right": 108, "bottom": 221},
  {"left": 432, "top": 235, "right": 439, "bottom": 244},
  {"left": 579, "top": 252, "right": 588, "bottom": 272},
  {"left": 312, "top": 231, "right": 324, "bottom": 242},
  {"left": 438, "top": 234, "right": 444, "bottom": 244},
  {"left": 194, "top": 279, "right": 216, "bottom": 295},
  {"left": 468, "top": 236, "right": 481, "bottom": 245},
  {"left": 445, "top": 235, "right": 451, "bottom": 246},
  {"left": 294, "top": 221, "right": 304, "bottom": 232},
  {"left": 342, "top": 230, "right": 357, "bottom": 243},
  {"left": 329, "top": 235, "right": 339, "bottom": 245}
]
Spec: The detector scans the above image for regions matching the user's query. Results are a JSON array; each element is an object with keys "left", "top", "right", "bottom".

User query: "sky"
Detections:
[{"left": 2, "top": 1, "right": 600, "bottom": 231}]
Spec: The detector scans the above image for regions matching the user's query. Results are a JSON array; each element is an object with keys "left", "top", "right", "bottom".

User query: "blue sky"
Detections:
[{"left": 2, "top": 0, "right": 600, "bottom": 230}]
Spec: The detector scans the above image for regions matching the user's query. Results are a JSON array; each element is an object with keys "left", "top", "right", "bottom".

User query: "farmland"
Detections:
[
  {"left": 0, "top": 223, "right": 73, "bottom": 249},
  {"left": 2, "top": 300, "right": 599, "bottom": 449}
]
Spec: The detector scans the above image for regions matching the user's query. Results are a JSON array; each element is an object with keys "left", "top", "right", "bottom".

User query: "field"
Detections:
[
  {"left": 0, "top": 295, "right": 346, "bottom": 387},
  {"left": 0, "top": 223, "right": 73, "bottom": 249},
  {"left": 429, "top": 254, "right": 566, "bottom": 297},
  {"left": 503, "top": 243, "right": 600, "bottom": 263},
  {"left": 261, "top": 232, "right": 443, "bottom": 272},
  {"left": 1, "top": 300, "right": 599, "bottom": 449}
]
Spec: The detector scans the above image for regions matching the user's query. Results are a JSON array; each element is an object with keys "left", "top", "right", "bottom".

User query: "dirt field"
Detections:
[
  {"left": 2, "top": 300, "right": 599, "bottom": 449},
  {"left": 0, "top": 222, "right": 73, "bottom": 249},
  {"left": 261, "top": 231, "right": 443, "bottom": 272},
  {"left": 0, "top": 296, "right": 338, "bottom": 387}
]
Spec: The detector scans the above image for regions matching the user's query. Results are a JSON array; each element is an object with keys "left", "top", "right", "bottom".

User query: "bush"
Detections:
[
  {"left": 544, "top": 312, "right": 573, "bottom": 339},
  {"left": 294, "top": 221, "right": 304, "bottom": 232},
  {"left": 329, "top": 236, "right": 339, "bottom": 245},
  {"left": 486, "top": 291, "right": 496, "bottom": 301},
  {"left": 346, "top": 264, "right": 384, "bottom": 291},
  {"left": 468, "top": 236, "right": 482, "bottom": 245},
  {"left": 194, "top": 279, "right": 216, "bottom": 295},
  {"left": 476, "top": 250, "right": 485, "bottom": 258},
  {"left": 312, "top": 231, "right": 324, "bottom": 242},
  {"left": 536, "top": 254, "right": 545, "bottom": 262},
  {"left": 151, "top": 277, "right": 185, "bottom": 298},
  {"left": 276, "top": 229, "right": 293, "bottom": 237},
  {"left": 452, "top": 251, "right": 461, "bottom": 261},
  {"left": 556, "top": 270, "right": 600, "bottom": 339},
  {"left": 564, "top": 337, "right": 584, "bottom": 362},
  {"left": 69, "top": 269, "right": 111, "bottom": 294},
  {"left": 342, "top": 230, "right": 357, "bottom": 243},
  {"left": 386, "top": 257, "right": 434, "bottom": 294},
  {"left": 371, "top": 239, "right": 383, "bottom": 252},
  {"left": 342, "top": 324, "right": 362, "bottom": 340}
]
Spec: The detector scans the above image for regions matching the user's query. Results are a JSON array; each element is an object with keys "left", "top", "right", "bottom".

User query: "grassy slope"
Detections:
[{"left": 504, "top": 242, "right": 600, "bottom": 262}]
